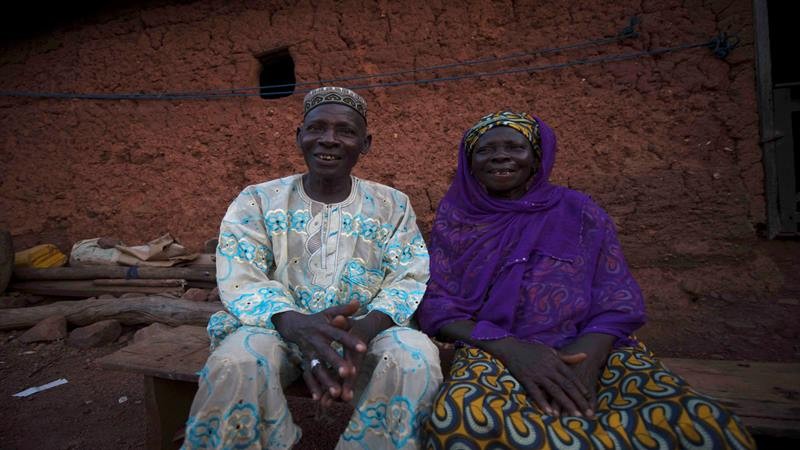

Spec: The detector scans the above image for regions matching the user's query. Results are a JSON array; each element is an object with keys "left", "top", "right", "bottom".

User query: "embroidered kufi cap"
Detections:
[{"left": 303, "top": 86, "right": 367, "bottom": 121}]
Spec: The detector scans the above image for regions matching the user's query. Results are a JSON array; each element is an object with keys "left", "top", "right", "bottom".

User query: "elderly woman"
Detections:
[{"left": 417, "top": 111, "right": 755, "bottom": 449}]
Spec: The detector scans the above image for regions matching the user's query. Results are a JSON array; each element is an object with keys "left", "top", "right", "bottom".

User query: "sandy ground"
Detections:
[{"left": 0, "top": 326, "right": 355, "bottom": 449}]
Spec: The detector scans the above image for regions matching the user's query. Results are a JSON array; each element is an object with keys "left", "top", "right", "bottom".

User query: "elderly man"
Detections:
[{"left": 182, "top": 87, "right": 442, "bottom": 450}]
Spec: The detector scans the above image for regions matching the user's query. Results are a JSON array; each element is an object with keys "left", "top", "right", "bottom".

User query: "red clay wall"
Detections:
[{"left": 0, "top": 1, "right": 791, "bottom": 337}]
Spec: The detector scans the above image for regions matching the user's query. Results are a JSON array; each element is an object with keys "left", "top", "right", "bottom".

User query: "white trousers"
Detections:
[{"left": 182, "top": 326, "right": 442, "bottom": 450}]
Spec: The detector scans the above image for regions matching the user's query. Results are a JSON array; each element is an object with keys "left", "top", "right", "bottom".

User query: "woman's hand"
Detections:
[
  {"left": 273, "top": 302, "right": 366, "bottom": 401},
  {"left": 557, "top": 333, "right": 616, "bottom": 415},
  {"left": 485, "top": 337, "right": 592, "bottom": 417},
  {"left": 556, "top": 352, "right": 600, "bottom": 415}
]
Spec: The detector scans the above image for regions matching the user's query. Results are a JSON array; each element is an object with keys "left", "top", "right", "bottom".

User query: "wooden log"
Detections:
[
  {"left": 186, "top": 280, "right": 217, "bottom": 290},
  {"left": 13, "top": 266, "right": 215, "bottom": 282},
  {"left": 92, "top": 279, "right": 187, "bottom": 287},
  {"left": 0, "top": 294, "right": 44, "bottom": 309},
  {"left": 0, "top": 296, "right": 222, "bottom": 330},
  {"left": 9, "top": 280, "right": 185, "bottom": 298}
]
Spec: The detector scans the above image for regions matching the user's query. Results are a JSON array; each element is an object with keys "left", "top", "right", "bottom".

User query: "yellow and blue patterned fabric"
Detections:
[
  {"left": 424, "top": 345, "right": 756, "bottom": 450},
  {"left": 463, "top": 111, "right": 542, "bottom": 161}
]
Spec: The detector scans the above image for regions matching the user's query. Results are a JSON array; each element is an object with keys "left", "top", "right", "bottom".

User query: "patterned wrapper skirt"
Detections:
[{"left": 423, "top": 345, "right": 755, "bottom": 450}]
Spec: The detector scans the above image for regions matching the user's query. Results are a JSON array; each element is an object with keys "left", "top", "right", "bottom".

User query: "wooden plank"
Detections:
[
  {"left": 773, "top": 87, "right": 799, "bottom": 233},
  {"left": 143, "top": 376, "right": 162, "bottom": 450},
  {"left": 97, "top": 325, "right": 309, "bottom": 397},
  {"left": 753, "top": 0, "right": 781, "bottom": 238},
  {"left": 662, "top": 357, "right": 800, "bottom": 438},
  {"left": 149, "top": 376, "right": 199, "bottom": 450},
  {"left": 93, "top": 279, "right": 187, "bottom": 287},
  {"left": 662, "top": 359, "right": 799, "bottom": 404},
  {"left": 97, "top": 325, "right": 209, "bottom": 382},
  {"left": 97, "top": 327, "right": 800, "bottom": 438}
]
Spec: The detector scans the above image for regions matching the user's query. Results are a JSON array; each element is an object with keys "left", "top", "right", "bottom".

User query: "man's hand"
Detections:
[
  {"left": 485, "top": 337, "right": 592, "bottom": 418},
  {"left": 324, "top": 310, "right": 394, "bottom": 402},
  {"left": 272, "top": 302, "right": 366, "bottom": 401}
]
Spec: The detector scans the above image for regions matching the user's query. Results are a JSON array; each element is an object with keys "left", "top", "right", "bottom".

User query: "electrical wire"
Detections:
[{"left": 0, "top": 30, "right": 739, "bottom": 102}]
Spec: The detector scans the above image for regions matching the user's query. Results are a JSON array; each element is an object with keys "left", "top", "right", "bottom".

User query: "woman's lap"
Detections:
[{"left": 424, "top": 345, "right": 755, "bottom": 450}]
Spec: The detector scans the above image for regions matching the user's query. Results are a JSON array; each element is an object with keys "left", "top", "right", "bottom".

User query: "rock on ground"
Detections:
[
  {"left": 182, "top": 288, "right": 209, "bottom": 302},
  {"left": 68, "top": 320, "right": 122, "bottom": 348},
  {"left": 133, "top": 322, "right": 172, "bottom": 343},
  {"left": 19, "top": 315, "right": 68, "bottom": 343}
]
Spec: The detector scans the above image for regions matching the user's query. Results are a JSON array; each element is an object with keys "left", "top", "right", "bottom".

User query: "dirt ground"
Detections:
[{"left": 0, "top": 323, "right": 357, "bottom": 450}]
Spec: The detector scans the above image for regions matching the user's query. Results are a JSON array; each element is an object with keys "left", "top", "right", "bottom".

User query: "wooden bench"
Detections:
[{"left": 97, "top": 325, "right": 800, "bottom": 449}]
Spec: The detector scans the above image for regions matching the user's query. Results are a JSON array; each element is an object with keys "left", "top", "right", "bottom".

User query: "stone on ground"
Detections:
[
  {"left": 19, "top": 315, "right": 68, "bottom": 343},
  {"left": 68, "top": 320, "right": 122, "bottom": 348},
  {"left": 133, "top": 322, "right": 172, "bottom": 343},
  {"left": 182, "top": 288, "right": 208, "bottom": 302}
]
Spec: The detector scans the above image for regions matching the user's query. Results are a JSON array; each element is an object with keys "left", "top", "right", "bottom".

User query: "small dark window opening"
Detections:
[
  {"left": 768, "top": 2, "right": 799, "bottom": 86},
  {"left": 258, "top": 49, "right": 295, "bottom": 99}
]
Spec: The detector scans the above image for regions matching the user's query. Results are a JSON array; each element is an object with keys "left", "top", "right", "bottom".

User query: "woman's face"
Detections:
[{"left": 470, "top": 126, "right": 536, "bottom": 199}]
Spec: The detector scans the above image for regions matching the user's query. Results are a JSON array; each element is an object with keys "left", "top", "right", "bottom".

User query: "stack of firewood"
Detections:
[{"left": 0, "top": 264, "right": 222, "bottom": 331}]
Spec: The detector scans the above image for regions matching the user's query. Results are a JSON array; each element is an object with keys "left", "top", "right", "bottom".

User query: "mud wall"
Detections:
[{"left": 0, "top": 0, "right": 786, "bottom": 310}]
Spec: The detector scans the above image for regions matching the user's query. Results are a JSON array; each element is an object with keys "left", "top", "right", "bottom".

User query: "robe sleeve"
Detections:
[
  {"left": 215, "top": 187, "right": 300, "bottom": 329},
  {"left": 580, "top": 207, "right": 647, "bottom": 340},
  {"left": 368, "top": 198, "right": 430, "bottom": 327},
  {"left": 416, "top": 218, "right": 481, "bottom": 338},
  {"left": 418, "top": 269, "right": 512, "bottom": 341}
]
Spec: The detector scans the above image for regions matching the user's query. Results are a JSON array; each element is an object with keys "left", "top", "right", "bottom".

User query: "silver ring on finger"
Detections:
[{"left": 310, "top": 358, "right": 321, "bottom": 370}]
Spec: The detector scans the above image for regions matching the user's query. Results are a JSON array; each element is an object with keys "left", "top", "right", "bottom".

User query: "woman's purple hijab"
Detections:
[{"left": 418, "top": 113, "right": 645, "bottom": 342}]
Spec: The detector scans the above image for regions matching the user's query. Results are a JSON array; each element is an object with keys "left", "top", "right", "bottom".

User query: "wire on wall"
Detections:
[{"left": 0, "top": 20, "right": 740, "bottom": 102}]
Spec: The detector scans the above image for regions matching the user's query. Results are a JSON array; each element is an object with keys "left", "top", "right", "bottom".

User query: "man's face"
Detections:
[{"left": 296, "top": 103, "right": 371, "bottom": 180}]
